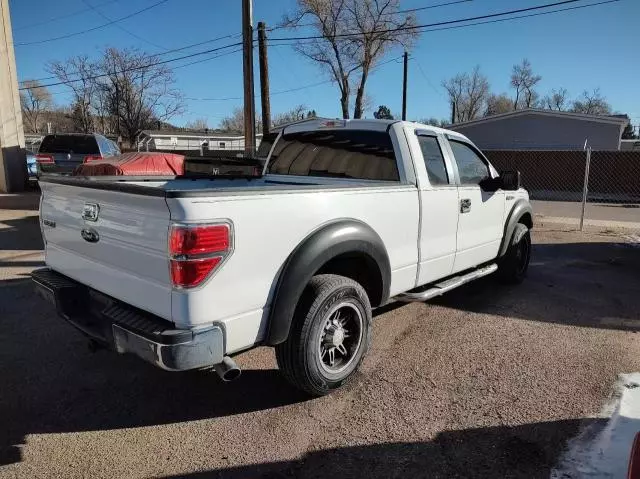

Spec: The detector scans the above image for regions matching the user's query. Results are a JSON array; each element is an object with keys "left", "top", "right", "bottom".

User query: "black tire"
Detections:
[
  {"left": 275, "top": 274, "right": 372, "bottom": 396},
  {"left": 497, "top": 223, "right": 531, "bottom": 284}
]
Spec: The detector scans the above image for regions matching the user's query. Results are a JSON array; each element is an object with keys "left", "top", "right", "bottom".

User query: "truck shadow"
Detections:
[
  {"left": 158, "top": 418, "right": 608, "bottom": 479},
  {"left": 429, "top": 240, "right": 640, "bottom": 332},
  {"left": 0, "top": 190, "right": 40, "bottom": 211},
  {"left": 0, "top": 215, "right": 44, "bottom": 251},
  {"left": 0, "top": 240, "right": 638, "bottom": 466},
  {"left": 0, "top": 281, "right": 310, "bottom": 466}
]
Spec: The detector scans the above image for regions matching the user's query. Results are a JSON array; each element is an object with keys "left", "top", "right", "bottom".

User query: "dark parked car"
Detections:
[{"left": 36, "top": 133, "right": 121, "bottom": 176}]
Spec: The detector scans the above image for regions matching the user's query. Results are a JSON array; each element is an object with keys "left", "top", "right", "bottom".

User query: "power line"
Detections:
[
  {"left": 18, "top": 41, "right": 243, "bottom": 90},
  {"left": 171, "top": 47, "right": 243, "bottom": 71},
  {"left": 267, "top": 0, "right": 604, "bottom": 42},
  {"left": 15, "top": 0, "right": 172, "bottom": 46},
  {"left": 183, "top": 55, "right": 404, "bottom": 102},
  {"left": 266, "top": 0, "right": 618, "bottom": 50},
  {"left": 412, "top": 57, "right": 444, "bottom": 99},
  {"left": 417, "top": 0, "right": 621, "bottom": 34},
  {"left": 397, "top": 0, "right": 473, "bottom": 15},
  {"left": 13, "top": 0, "right": 120, "bottom": 31},
  {"left": 18, "top": 0, "right": 618, "bottom": 89},
  {"left": 267, "top": 0, "right": 474, "bottom": 32},
  {"left": 80, "top": 0, "right": 167, "bottom": 51},
  {"left": 38, "top": 47, "right": 244, "bottom": 98},
  {"left": 20, "top": 31, "right": 243, "bottom": 84}
]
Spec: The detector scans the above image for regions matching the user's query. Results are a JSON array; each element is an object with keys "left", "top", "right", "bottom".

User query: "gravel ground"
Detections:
[{"left": 1, "top": 206, "right": 639, "bottom": 478}]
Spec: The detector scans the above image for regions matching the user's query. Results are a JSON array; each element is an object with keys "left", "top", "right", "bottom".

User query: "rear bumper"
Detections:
[{"left": 31, "top": 268, "right": 224, "bottom": 371}]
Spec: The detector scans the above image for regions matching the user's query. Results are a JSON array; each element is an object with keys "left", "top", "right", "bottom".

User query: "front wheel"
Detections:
[
  {"left": 497, "top": 223, "right": 531, "bottom": 284},
  {"left": 275, "top": 274, "right": 372, "bottom": 396}
]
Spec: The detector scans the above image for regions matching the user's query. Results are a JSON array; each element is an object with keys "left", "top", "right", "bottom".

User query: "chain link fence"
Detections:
[{"left": 485, "top": 149, "right": 640, "bottom": 235}]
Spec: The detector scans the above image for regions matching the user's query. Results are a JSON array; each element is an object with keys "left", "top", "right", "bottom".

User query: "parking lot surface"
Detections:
[{"left": 1, "top": 203, "right": 639, "bottom": 478}]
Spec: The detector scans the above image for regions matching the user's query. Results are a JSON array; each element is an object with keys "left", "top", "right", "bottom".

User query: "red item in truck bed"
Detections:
[{"left": 74, "top": 152, "right": 185, "bottom": 176}]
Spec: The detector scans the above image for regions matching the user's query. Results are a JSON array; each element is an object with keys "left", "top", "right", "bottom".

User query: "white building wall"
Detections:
[{"left": 147, "top": 136, "right": 260, "bottom": 151}]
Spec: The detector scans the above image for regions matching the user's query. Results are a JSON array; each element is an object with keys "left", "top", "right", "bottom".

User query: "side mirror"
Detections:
[{"left": 500, "top": 170, "right": 521, "bottom": 191}]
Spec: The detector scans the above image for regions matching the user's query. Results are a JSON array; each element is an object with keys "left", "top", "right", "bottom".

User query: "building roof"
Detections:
[
  {"left": 139, "top": 129, "right": 263, "bottom": 139},
  {"left": 449, "top": 108, "right": 630, "bottom": 129}
]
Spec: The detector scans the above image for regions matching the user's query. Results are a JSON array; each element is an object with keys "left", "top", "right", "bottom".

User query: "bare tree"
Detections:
[
  {"left": 272, "top": 104, "right": 309, "bottom": 126},
  {"left": 484, "top": 93, "right": 512, "bottom": 117},
  {"left": 442, "top": 66, "right": 490, "bottom": 123},
  {"left": 358, "top": 92, "right": 374, "bottom": 118},
  {"left": 417, "top": 117, "right": 447, "bottom": 127},
  {"left": 98, "top": 48, "right": 185, "bottom": 143},
  {"left": 284, "top": 0, "right": 417, "bottom": 119},
  {"left": 346, "top": 0, "right": 416, "bottom": 118},
  {"left": 185, "top": 118, "right": 209, "bottom": 130},
  {"left": 47, "top": 48, "right": 185, "bottom": 141},
  {"left": 510, "top": 58, "right": 542, "bottom": 110},
  {"left": 570, "top": 88, "right": 611, "bottom": 115},
  {"left": 220, "top": 107, "right": 262, "bottom": 133},
  {"left": 47, "top": 55, "right": 97, "bottom": 133},
  {"left": 19, "top": 80, "right": 52, "bottom": 133},
  {"left": 92, "top": 86, "right": 113, "bottom": 135},
  {"left": 442, "top": 73, "right": 464, "bottom": 123},
  {"left": 541, "top": 88, "right": 569, "bottom": 111}
]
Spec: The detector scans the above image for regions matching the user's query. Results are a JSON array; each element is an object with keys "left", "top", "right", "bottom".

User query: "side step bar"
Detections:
[{"left": 396, "top": 263, "right": 498, "bottom": 302}]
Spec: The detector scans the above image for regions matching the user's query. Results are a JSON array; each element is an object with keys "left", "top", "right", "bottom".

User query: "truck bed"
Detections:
[{"left": 40, "top": 174, "right": 395, "bottom": 197}]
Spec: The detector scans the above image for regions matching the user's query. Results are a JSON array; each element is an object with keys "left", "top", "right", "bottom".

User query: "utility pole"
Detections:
[
  {"left": 242, "top": 0, "right": 256, "bottom": 155},
  {"left": 257, "top": 22, "right": 271, "bottom": 136},
  {"left": 401, "top": 51, "right": 408, "bottom": 121}
]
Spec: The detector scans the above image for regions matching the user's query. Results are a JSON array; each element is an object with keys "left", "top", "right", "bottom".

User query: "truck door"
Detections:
[
  {"left": 445, "top": 138, "right": 505, "bottom": 273},
  {"left": 413, "top": 132, "right": 459, "bottom": 285}
]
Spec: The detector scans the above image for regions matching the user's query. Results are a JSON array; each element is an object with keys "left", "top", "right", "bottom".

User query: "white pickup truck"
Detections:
[{"left": 33, "top": 119, "right": 532, "bottom": 395}]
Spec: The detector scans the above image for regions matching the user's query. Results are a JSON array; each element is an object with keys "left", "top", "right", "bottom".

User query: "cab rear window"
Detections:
[
  {"left": 39, "top": 135, "right": 100, "bottom": 155},
  {"left": 266, "top": 130, "right": 399, "bottom": 181}
]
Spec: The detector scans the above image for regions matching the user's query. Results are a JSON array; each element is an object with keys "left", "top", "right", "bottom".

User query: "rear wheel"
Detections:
[
  {"left": 497, "top": 223, "right": 531, "bottom": 284},
  {"left": 275, "top": 274, "right": 372, "bottom": 396}
]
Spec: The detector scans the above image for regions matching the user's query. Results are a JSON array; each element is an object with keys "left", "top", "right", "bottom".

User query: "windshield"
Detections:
[{"left": 39, "top": 135, "right": 100, "bottom": 155}]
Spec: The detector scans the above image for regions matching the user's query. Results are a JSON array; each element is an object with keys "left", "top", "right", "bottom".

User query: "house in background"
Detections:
[
  {"left": 620, "top": 139, "right": 640, "bottom": 151},
  {"left": 136, "top": 129, "right": 263, "bottom": 152},
  {"left": 448, "top": 109, "right": 629, "bottom": 150}
]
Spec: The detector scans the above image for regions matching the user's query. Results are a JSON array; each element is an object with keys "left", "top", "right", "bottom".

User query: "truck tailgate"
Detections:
[{"left": 39, "top": 180, "right": 173, "bottom": 320}]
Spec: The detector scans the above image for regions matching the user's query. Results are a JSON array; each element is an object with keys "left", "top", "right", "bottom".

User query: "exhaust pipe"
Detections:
[{"left": 213, "top": 356, "right": 242, "bottom": 382}]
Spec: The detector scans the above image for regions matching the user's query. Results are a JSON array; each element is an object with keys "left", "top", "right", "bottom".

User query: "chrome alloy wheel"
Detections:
[{"left": 318, "top": 302, "right": 364, "bottom": 374}]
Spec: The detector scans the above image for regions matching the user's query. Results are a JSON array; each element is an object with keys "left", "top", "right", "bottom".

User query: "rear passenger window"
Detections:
[
  {"left": 39, "top": 135, "right": 99, "bottom": 155},
  {"left": 267, "top": 130, "right": 399, "bottom": 181},
  {"left": 417, "top": 135, "right": 449, "bottom": 185}
]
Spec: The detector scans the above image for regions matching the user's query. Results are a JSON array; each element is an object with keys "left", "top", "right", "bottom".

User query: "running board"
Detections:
[{"left": 395, "top": 263, "right": 498, "bottom": 302}]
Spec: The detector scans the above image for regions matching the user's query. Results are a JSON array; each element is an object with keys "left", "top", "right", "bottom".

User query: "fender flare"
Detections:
[
  {"left": 498, "top": 199, "right": 533, "bottom": 258},
  {"left": 266, "top": 219, "right": 391, "bottom": 345}
]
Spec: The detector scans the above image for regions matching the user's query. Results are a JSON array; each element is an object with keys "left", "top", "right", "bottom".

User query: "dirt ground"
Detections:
[{"left": 1, "top": 202, "right": 639, "bottom": 478}]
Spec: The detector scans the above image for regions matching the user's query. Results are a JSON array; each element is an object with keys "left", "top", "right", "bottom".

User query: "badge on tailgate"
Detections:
[{"left": 82, "top": 203, "right": 100, "bottom": 222}]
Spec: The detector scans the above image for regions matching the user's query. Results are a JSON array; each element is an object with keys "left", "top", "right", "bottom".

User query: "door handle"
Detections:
[{"left": 460, "top": 198, "right": 471, "bottom": 213}]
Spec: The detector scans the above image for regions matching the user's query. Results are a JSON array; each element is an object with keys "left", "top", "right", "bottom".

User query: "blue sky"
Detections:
[{"left": 9, "top": 0, "right": 640, "bottom": 128}]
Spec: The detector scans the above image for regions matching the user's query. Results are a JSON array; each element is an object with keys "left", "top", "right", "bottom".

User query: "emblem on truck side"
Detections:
[{"left": 82, "top": 203, "right": 100, "bottom": 222}]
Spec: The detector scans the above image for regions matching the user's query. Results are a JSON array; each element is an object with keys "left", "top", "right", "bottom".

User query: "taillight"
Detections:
[
  {"left": 36, "top": 154, "right": 54, "bottom": 164},
  {"left": 83, "top": 155, "right": 103, "bottom": 163},
  {"left": 168, "top": 223, "right": 232, "bottom": 288}
]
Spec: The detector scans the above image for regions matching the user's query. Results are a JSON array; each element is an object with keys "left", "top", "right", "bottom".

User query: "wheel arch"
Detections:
[
  {"left": 498, "top": 199, "right": 533, "bottom": 258},
  {"left": 266, "top": 219, "right": 391, "bottom": 345}
]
